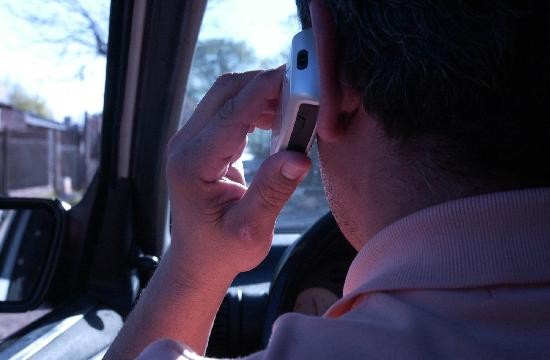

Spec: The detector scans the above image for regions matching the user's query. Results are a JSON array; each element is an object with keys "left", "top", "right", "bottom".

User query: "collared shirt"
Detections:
[
  {"left": 143, "top": 188, "right": 550, "bottom": 359},
  {"left": 246, "top": 187, "right": 550, "bottom": 359}
]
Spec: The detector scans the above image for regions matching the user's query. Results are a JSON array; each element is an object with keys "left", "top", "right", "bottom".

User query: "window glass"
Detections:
[
  {"left": 182, "top": 0, "right": 329, "bottom": 235},
  {"left": 0, "top": 0, "right": 110, "bottom": 337},
  {"left": 0, "top": 0, "right": 109, "bottom": 206}
]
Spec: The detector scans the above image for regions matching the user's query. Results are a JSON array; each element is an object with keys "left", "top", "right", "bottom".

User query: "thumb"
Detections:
[{"left": 231, "top": 151, "right": 311, "bottom": 231}]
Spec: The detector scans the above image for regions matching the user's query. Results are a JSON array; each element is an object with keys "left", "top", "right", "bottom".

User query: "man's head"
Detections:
[{"left": 296, "top": 0, "right": 550, "bottom": 248}]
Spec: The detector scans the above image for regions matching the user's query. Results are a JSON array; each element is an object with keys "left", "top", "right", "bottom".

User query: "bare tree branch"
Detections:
[
  {"left": 10, "top": 0, "right": 109, "bottom": 58},
  {"left": 64, "top": 0, "right": 108, "bottom": 56}
]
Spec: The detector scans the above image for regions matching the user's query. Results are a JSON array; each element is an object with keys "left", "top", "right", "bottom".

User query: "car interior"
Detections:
[{"left": 0, "top": 1, "right": 358, "bottom": 358}]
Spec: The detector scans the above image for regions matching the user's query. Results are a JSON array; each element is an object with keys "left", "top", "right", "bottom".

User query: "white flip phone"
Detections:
[{"left": 270, "top": 28, "right": 320, "bottom": 155}]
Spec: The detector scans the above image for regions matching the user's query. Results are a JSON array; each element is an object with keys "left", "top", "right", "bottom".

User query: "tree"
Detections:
[
  {"left": 182, "top": 39, "right": 275, "bottom": 160},
  {"left": 8, "top": 86, "right": 54, "bottom": 119},
  {"left": 9, "top": 0, "right": 109, "bottom": 58},
  {"left": 10, "top": 0, "right": 282, "bottom": 158},
  {"left": 185, "top": 39, "right": 258, "bottom": 106}
]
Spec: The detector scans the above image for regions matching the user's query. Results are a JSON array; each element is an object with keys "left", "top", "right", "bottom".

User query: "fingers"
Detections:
[
  {"left": 226, "top": 136, "right": 247, "bottom": 185},
  {"left": 186, "top": 68, "right": 284, "bottom": 182},
  {"left": 226, "top": 151, "right": 311, "bottom": 239},
  {"left": 172, "top": 71, "right": 261, "bottom": 146},
  {"left": 225, "top": 160, "right": 245, "bottom": 185}
]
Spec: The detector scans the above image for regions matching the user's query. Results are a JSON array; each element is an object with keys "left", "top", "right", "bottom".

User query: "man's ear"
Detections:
[{"left": 310, "top": 0, "right": 358, "bottom": 142}]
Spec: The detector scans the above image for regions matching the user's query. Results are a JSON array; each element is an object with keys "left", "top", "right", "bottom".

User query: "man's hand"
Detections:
[
  {"left": 105, "top": 68, "right": 311, "bottom": 359},
  {"left": 166, "top": 68, "right": 311, "bottom": 284}
]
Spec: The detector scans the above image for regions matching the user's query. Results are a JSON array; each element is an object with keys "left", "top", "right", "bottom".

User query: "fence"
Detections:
[{"left": 0, "top": 105, "right": 100, "bottom": 201}]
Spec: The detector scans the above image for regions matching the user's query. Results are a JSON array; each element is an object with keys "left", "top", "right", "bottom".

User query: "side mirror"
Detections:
[{"left": 0, "top": 198, "right": 64, "bottom": 312}]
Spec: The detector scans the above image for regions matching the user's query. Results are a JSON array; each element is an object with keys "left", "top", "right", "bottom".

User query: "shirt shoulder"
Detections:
[
  {"left": 245, "top": 295, "right": 411, "bottom": 360},
  {"left": 245, "top": 287, "right": 550, "bottom": 360}
]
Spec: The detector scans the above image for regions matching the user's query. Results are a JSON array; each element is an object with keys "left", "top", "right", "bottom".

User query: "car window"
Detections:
[
  {"left": 0, "top": 0, "right": 110, "bottom": 206},
  {"left": 0, "top": 0, "right": 110, "bottom": 338},
  {"left": 182, "top": 0, "right": 329, "bottom": 235}
]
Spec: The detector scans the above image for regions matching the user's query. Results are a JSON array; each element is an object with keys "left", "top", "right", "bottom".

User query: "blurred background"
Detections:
[{"left": 0, "top": 0, "right": 328, "bottom": 231}]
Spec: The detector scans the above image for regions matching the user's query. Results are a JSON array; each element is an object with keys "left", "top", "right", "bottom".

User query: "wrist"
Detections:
[
  {"left": 126, "top": 246, "right": 236, "bottom": 357},
  {"left": 160, "top": 247, "right": 236, "bottom": 294}
]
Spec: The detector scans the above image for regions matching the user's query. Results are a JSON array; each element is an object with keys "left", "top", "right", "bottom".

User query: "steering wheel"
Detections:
[{"left": 261, "top": 212, "right": 356, "bottom": 346}]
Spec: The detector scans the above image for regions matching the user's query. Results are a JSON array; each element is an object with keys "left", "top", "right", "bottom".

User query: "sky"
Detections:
[{"left": 0, "top": 0, "right": 299, "bottom": 123}]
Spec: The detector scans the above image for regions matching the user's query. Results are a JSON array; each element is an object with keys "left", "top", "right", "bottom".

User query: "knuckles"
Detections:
[
  {"left": 217, "top": 96, "right": 237, "bottom": 121},
  {"left": 212, "top": 72, "right": 243, "bottom": 91},
  {"left": 165, "top": 141, "right": 195, "bottom": 184}
]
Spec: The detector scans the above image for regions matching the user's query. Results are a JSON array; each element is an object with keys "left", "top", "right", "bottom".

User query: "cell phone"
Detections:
[{"left": 270, "top": 28, "right": 320, "bottom": 155}]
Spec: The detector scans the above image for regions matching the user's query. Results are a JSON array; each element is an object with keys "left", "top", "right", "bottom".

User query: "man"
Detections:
[{"left": 106, "top": 0, "right": 550, "bottom": 358}]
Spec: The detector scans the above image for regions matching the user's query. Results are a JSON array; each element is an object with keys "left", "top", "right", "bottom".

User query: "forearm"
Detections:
[
  {"left": 104, "top": 68, "right": 307, "bottom": 359},
  {"left": 104, "top": 247, "right": 234, "bottom": 360}
]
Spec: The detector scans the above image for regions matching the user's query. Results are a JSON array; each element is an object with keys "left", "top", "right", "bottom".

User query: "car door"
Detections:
[{"left": 0, "top": 1, "right": 205, "bottom": 358}]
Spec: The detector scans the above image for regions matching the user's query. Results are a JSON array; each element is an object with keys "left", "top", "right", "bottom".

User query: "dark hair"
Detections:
[{"left": 297, "top": 0, "right": 550, "bottom": 186}]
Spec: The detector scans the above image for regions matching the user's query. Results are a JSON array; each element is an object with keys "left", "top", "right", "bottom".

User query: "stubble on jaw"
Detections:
[{"left": 318, "top": 151, "right": 361, "bottom": 250}]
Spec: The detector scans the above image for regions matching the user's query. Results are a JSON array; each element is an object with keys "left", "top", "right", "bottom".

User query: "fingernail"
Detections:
[{"left": 281, "top": 161, "right": 305, "bottom": 180}]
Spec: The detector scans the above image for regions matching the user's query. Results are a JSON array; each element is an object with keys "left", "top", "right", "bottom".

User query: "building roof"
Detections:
[{"left": 0, "top": 102, "right": 65, "bottom": 131}]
